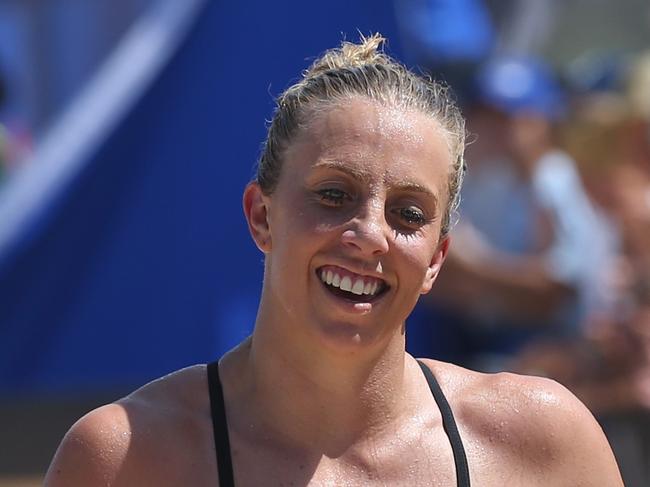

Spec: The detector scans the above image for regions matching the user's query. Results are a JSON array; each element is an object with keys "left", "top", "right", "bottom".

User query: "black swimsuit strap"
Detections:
[
  {"left": 207, "top": 359, "right": 469, "bottom": 487},
  {"left": 417, "top": 360, "right": 471, "bottom": 487},
  {"left": 207, "top": 361, "right": 235, "bottom": 487}
]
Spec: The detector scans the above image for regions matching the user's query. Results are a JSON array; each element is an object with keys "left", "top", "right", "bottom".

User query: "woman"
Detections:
[{"left": 45, "top": 35, "right": 623, "bottom": 486}]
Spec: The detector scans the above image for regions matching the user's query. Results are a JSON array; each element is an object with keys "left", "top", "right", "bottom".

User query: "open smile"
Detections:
[{"left": 316, "top": 265, "right": 389, "bottom": 303}]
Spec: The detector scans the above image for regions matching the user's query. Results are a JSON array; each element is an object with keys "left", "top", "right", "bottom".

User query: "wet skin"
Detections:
[
  {"left": 248, "top": 96, "right": 451, "bottom": 354},
  {"left": 45, "top": 97, "right": 624, "bottom": 487}
]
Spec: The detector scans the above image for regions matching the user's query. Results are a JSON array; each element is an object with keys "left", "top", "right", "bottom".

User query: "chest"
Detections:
[
  {"left": 227, "top": 427, "right": 461, "bottom": 487},
  {"left": 152, "top": 423, "right": 550, "bottom": 487}
]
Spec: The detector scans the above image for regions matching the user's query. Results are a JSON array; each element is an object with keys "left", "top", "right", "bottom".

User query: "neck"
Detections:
[{"left": 223, "top": 297, "right": 413, "bottom": 456}]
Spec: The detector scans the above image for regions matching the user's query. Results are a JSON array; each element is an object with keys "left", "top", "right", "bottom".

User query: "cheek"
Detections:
[
  {"left": 269, "top": 199, "right": 332, "bottom": 262},
  {"left": 394, "top": 236, "right": 437, "bottom": 279}
]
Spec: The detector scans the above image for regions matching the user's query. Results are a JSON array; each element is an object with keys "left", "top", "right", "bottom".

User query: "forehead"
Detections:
[
  {"left": 285, "top": 97, "right": 452, "bottom": 189},
  {"left": 314, "top": 97, "right": 446, "bottom": 148}
]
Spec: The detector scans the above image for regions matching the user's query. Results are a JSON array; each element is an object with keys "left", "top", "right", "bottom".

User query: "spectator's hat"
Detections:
[{"left": 475, "top": 55, "right": 565, "bottom": 120}]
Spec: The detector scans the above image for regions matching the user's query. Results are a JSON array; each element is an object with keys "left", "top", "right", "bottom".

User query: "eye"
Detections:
[
  {"left": 317, "top": 188, "right": 349, "bottom": 206},
  {"left": 394, "top": 206, "right": 427, "bottom": 226}
]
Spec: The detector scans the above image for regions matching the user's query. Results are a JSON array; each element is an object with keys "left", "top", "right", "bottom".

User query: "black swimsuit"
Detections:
[{"left": 207, "top": 360, "right": 470, "bottom": 487}]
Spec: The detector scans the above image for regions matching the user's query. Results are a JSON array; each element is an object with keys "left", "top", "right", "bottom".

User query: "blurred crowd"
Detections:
[{"left": 397, "top": 0, "right": 650, "bottom": 484}]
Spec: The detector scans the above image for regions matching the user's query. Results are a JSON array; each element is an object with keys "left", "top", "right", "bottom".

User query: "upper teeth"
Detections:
[{"left": 320, "top": 269, "right": 381, "bottom": 296}]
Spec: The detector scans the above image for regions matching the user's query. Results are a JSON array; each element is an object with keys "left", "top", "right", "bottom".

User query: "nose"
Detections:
[{"left": 340, "top": 202, "right": 390, "bottom": 256}]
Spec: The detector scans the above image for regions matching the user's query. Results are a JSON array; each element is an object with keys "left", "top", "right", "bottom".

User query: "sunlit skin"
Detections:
[
  {"left": 44, "top": 97, "right": 623, "bottom": 486},
  {"left": 248, "top": 97, "right": 451, "bottom": 355}
]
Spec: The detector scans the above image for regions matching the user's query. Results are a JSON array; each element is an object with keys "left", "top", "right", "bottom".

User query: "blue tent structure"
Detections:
[{"left": 0, "top": 0, "right": 402, "bottom": 394}]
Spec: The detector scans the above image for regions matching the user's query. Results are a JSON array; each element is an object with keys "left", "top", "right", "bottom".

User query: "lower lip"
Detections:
[{"left": 317, "top": 277, "right": 381, "bottom": 315}]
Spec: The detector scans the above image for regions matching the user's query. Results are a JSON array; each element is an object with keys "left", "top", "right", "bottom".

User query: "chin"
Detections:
[{"left": 308, "top": 317, "right": 404, "bottom": 357}]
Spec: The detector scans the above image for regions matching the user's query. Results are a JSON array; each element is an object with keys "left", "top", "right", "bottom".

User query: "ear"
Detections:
[
  {"left": 243, "top": 182, "right": 272, "bottom": 253},
  {"left": 420, "top": 236, "right": 450, "bottom": 295}
]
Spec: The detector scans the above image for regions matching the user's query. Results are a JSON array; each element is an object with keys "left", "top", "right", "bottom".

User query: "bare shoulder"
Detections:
[
  {"left": 418, "top": 359, "right": 623, "bottom": 486},
  {"left": 44, "top": 365, "right": 214, "bottom": 487},
  {"left": 43, "top": 401, "right": 132, "bottom": 486}
]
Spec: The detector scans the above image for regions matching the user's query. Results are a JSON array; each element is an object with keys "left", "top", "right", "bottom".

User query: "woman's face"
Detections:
[{"left": 246, "top": 97, "right": 452, "bottom": 351}]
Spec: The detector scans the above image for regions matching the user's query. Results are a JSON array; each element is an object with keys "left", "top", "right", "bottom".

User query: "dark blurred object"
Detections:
[
  {"left": 395, "top": 0, "right": 494, "bottom": 65},
  {"left": 394, "top": 0, "right": 494, "bottom": 104}
]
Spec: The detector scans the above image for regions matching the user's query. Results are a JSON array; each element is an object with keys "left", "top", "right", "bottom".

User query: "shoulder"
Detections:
[
  {"left": 44, "top": 365, "right": 213, "bottom": 487},
  {"left": 44, "top": 401, "right": 132, "bottom": 486},
  {"left": 418, "top": 359, "right": 623, "bottom": 486}
]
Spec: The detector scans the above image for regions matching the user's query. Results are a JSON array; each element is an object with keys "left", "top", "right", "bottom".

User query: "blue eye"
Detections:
[{"left": 317, "top": 188, "right": 348, "bottom": 206}]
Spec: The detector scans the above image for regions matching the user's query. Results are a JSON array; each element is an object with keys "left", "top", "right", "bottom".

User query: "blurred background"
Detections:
[{"left": 0, "top": 0, "right": 649, "bottom": 485}]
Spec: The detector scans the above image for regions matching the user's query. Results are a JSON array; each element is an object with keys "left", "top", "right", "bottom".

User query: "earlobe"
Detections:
[
  {"left": 243, "top": 182, "right": 272, "bottom": 253},
  {"left": 420, "top": 236, "right": 450, "bottom": 294}
]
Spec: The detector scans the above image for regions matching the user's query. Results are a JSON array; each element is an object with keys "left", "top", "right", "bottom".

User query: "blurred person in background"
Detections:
[
  {"left": 513, "top": 51, "right": 650, "bottom": 485},
  {"left": 414, "top": 56, "right": 620, "bottom": 373}
]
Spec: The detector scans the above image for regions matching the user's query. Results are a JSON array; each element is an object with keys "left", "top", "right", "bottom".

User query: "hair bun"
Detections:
[{"left": 304, "top": 33, "right": 387, "bottom": 79}]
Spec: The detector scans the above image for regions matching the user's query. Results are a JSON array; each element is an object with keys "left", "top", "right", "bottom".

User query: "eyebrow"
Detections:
[
  {"left": 312, "top": 160, "right": 440, "bottom": 204},
  {"left": 313, "top": 160, "right": 370, "bottom": 183}
]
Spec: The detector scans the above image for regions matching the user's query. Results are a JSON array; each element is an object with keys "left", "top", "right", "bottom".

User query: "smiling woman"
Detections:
[
  {"left": 247, "top": 96, "right": 454, "bottom": 352},
  {"left": 44, "top": 34, "right": 623, "bottom": 487}
]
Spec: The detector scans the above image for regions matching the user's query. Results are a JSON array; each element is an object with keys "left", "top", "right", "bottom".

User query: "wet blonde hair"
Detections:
[{"left": 256, "top": 34, "right": 466, "bottom": 235}]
